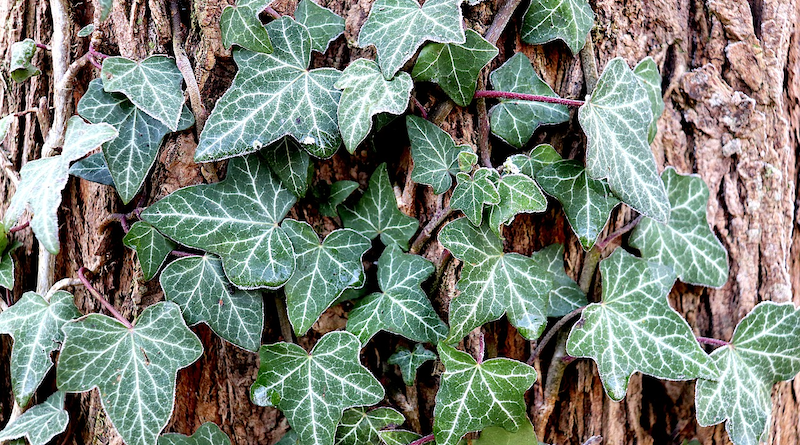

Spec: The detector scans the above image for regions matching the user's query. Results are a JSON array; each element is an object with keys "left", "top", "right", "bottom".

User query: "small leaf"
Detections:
[
  {"left": 451, "top": 168, "right": 500, "bottom": 226},
  {"left": 529, "top": 244, "right": 586, "bottom": 317},
  {"left": 263, "top": 138, "right": 313, "bottom": 198},
  {"left": 10, "top": 39, "right": 41, "bottom": 82},
  {"left": 0, "top": 391, "right": 69, "bottom": 445},
  {"left": 97, "top": 0, "right": 113, "bottom": 20},
  {"left": 487, "top": 173, "right": 547, "bottom": 234},
  {"left": 320, "top": 181, "right": 360, "bottom": 217},
  {"left": 123, "top": 221, "right": 176, "bottom": 281},
  {"left": 378, "top": 431, "right": 420, "bottom": 445},
  {"left": 335, "top": 59, "right": 413, "bottom": 153},
  {"left": 160, "top": 255, "right": 264, "bottom": 352},
  {"left": 566, "top": 249, "right": 718, "bottom": 401},
  {"left": 472, "top": 417, "right": 539, "bottom": 445},
  {"left": 0, "top": 241, "right": 22, "bottom": 290},
  {"left": 277, "top": 430, "right": 300, "bottom": 445},
  {"left": 250, "top": 331, "right": 384, "bottom": 445},
  {"left": 296, "top": 0, "right": 345, "bottom": 53},
  {"left": 407, "top": 115, "right": 471, "bottom": 194},
  {"left": 335, "top": 407, "right": 405, "bottom": 445},
  {"left": 220, "top": 0, "right": 274, "bottom": 54},
  {"left": 633, "top": 57, "right": 664, "bottom": 144},
  {"left": 68, "top": 152, "right": 115, "bottom": 186},
  {"left": 458, "top": 151, "right": 478, "bottom": 173},
  {"left": 0, "top": 114, "right": 14, "bottom": 141},
  {"left": 520, "top": 0, "right": 594, "bottom": 54},
  {"left": 502, "top": 143, "right": 562, "bottom": 177},
  {"left": 388, "top": 343, "right": 437, "bottom": 385},
  {"left": 433, "top": 344, "right": 537, "bottom": 445},
  {"left": 412, "top": 29, "right": 498, "bottom": 106},
  {"left": 358, "top": 0, "right": 465, "bottom": 78},
  {"left": 158, "top": 422, "right": 231, "bottom": 445},
  {"left": 78, "top": 24, "right": 95, "bottom": 37}
]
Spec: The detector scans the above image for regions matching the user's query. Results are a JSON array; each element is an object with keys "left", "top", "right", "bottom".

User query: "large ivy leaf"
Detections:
[
  {"left": 335, "top": 407, "right": 405, "bottom": 445},
  {"left": 283, "top": 219, "right": 370, "bottom": 336},
  {"left": 142, "top": 154, "right": 297, "bottom": 289},
  {"left": 566, "top": 249, "right": 718, "bottom": 401},
  {"left": 530, "top": 244, "right": 586, "bottom": 317},
  {"left": 0, "top": 291, "right": 81, "bottom": 407},
  {"left": 439, "top": 218, "right": 551, "bottom": 342},
  {"left": 388, "top": 343, "right": 437, "bottom": 385},
  {"left": 340, "top": 163, "right": 418, "bottom": 249},
  {"left": 160, "top": 255, "right": 264, "bottom": 352},
  {"left": 451, "top": 168, "right": 500, "bottom": 227},
  {"left": 633, "top": 57, "right": 664, "bottom": 144},
  {"left": 335, "top": 59, "right": 413, "bottom": 153},
  {"left": 123, "top": 221, "right": 176, "bottom": 281},
  {"left": 629, "top": 168, "right": 728, "bottom": 287},
  {"left": 250, "top": 331, "right": 385, "bottom": 445},
  {"left": 263, "top": 138, "right": 313, "bottom": 198},
  {"left": 488, "top": 54, "right": 570, "bottom": 149},
  {"left": 3, "top": 117, "right": 117, "bottom": 254},
  {"left": 487, "top": 173, "right": 547, "bottom": 235},
  {"left": 358, "top": 0, "right": 465, "bottom": 78},
  {"left": 578, "top": 57, "right": 670, "bottom": 222},
  {"left": 296, "top": 0, "right": 345, "bottom": 53},
  {"left": 10, "top": 39, "right": 41, "bottom": 82},
  {"left": 158, "top": 422, "right": 231, "bottom": 445},
  {"left": 695, "top": 302, "right": 800, "bottom": 445},
  {"left": 220, "top": 0, "right": 274, "bottom": 54},
  {"left": 347, "top": 244, "right": 447, "bottom": 344},
  {"left": 520, "top": 0, "right": 594, "bottom": 54},
  {"left": 196, "top": 17, "right": 342, "bottom": 162},
  {"left": 57, "top": 302, "right": 203, "bottom": 445},
  {"left": 69, "top": 152, "right": 115, "bottom": 186},
  {"left": 434, "top": 344, "right": 537, "bottom": 445},
  {"left": 412, "top": 30, "right": 498, "bottom": 107},
  {"left": 406, "top": 115, "right": 471, "bottom": 194},
  {"left": 0, "top": 391, "right": 68, "bottom": 445}
]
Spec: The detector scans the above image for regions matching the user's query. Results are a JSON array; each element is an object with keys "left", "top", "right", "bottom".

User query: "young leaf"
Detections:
[
  {"left": 158, "top": 422, "right": 231, "bottom": 445},
  {"left": 0, "top": 114, "right": 14, "bottom": 141},
  {"left": 578, "top": 57, "right": 670, "bottom": 222},
  {"left": 220, "top": 0, "right": 274, "bottom": 54},
  {"left": 68, "top": 152, "right": 115, "bottom": 186},
  {"left": 0, "top": 291, "right": 81, "bottom": 407},
  {"left": 142, "top": 154, "right": 297, "bottom": 289},
  {"left": 340, "top": 163, "right": 418, "bottom": 249},
  {"left": 358, "top": 0, "right": 465, "bottom": 78},
  {"left": 529, "top": 244, "right": 586, "bottom": 317},
  {"left": 472, "top": 417, "right": 539, "bottom": 445},
  {"left": 347, "top": 244, "right": 447, "bottom": 344},
  {"left": 487, "top": 173, "right": 547, "bottom": 234},
  {"left": 283, "top": 219, "right": 371, "bottom": 336},
  {"left": 388, "top": 343, "right": 437, "bottom": 385},
  {"left": 320, "top": 181, "right": 360, "bottom": 217},
  {"left": 10, "top": 39, "right": 41, "bottom": 82},
  {"left": 78, "top": 24, "right": 95, "bottom": 37},
  {"left": 412, "top": 30, "right": 498, "bottom": 107},
  {"left": 451, "top": 168, "right": 500, "bottom": 226},
  {"left": 458, "top": 151, "right": 478, "bottom": 173},
  {"left": 123, "top": 221, "right": 176, "bottom": 281},
  {"left": 377, "top": 430, "right": 421, "bottom": 445},
  {"left": 406, "top": 115, "right": 471, "bottom": 194},
  {"left": 160, "top": 255, "right": 264, "bottom": 352},
  {"left": 434, "top": 344, "right": 537, "bottom": 445},
  {"left": 0, "top": 391, "right": 69, "bottom": 445},
  {"left": 196, "top": 17, "right": 342, "bottom": 162},
  {"left": 97, "top": 0, "right": 113, "bottom": 20},
  {"left": 520, "top": 0, "right": 594, "bottom": 54},
  {"left": 263, "top": 138, "right": 313, "bottom": 198},
  {"left": 0, "top": 241, "right": 22, "bottom": 290},
  {"left": 296, "top": 0, "right": 345, "bottom": 53},
  {"left": 335, "top": 59, "right": 413, "bottom": 153},
  {"left": 695, "top": 302, "right": 800, "bottom": 445},
  {"left": 439, "top": 218, "right": 551, "bottom": 342},
  {"left": 335, "top": 407, "right": 405, "bottom": 445},
  {"left": 503, "top": 143, "right": 562, "bottom": 177},
  {"left": 101, "top": 56, "right": 185, "bottom": 131},
  {"left": 566, "top": 249, "right": 718, "bottom": 401},
  {"left": 488, "top": 54, "right": 570, "bottom": 149},
  {"left": 57, "top": 302, "right": 203, "bottom": 445},
  {"left": 250, "top": 331, "right": 384, "bottom": 445},
  {"left": 633, "top": 57, "right": 664, "bottom": 144}
]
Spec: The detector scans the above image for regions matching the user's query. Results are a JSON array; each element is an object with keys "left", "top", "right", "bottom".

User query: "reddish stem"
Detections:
[
  {"left": 77, "top": 267, "right": 133, "bottom": 329},
  {"left": 528, "top": 306, "right": 586, "bottom": 365},
  {"left": 408, "top": 435, "right": 434, "bottom": 445},
  {"left": 411, "top": 96, "right": 428, "bottom": 120},
  {"left": 473, "top": 90, "right": 585, "bottom": 107},
  {"left": 696, "top": 336, "right": 730, "bottom": 347},
  {"left": 87, "top": 43, "right": 110, "bottom": 60},
  {"left": 170, "top": 250, "right": 201, "bottom": 258},
  {"left": 263, "top": 6, "right": 281, "bottom": 19},
  {"left": 9, "top": 221, "right": 29, "bottom": 234},
  {"left": 119, "top": 214, "right": 130, "bottom": 233},
  {"left": 595, "top": 215, "right": 643, "bottom": 250},
  {"left": 35, "top": 42, "right": 50, "bottom": 51}
]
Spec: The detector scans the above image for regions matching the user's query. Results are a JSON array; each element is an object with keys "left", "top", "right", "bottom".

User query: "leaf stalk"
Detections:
[
  {"left": 77, "top": 267, "right": 134, "bottom": 329},
  {"left": 473, "top": 90, "right": 585, "bottom": 107}
]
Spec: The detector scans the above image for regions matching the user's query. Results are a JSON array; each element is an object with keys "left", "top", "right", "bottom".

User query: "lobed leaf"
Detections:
[
  {"left": 335, "top": 407, "right": 405, "bottom": 445},
  {"left": 388, "top": 343, "right": 437, "bottom": 385},
  {"left": 529, "top": 244, "right": 586, "bottom": 317},
  {"left": 450, "top": 168, "right": 500, "bottom": 227},
  {"left": 320, "top": 181, "right": 360, "bottom": 217},
  {"left": 220, "top": 0, "right": 274, "bottom": 54},
  {"left": 123, "top": 221, "right": 176, "bottom": 281},
  {"left": 68, "top": 152, "right": 115, "bottom": 186},
  {"left": 296, "top": 0, "right": 345, "bottom": 53},
  {"left": 0, "top": 391, "right": 68, "bottom": 445},
  {"left": 263, "top": 138, "right": 313, "bottom": 198},
  {"left": 487, "top": 173, "right": 547, "bottom": 235},
  {"left": 520, "top": 0, "right": 594, "bottom": 54},
  {"left": 158, "top": 422, "right": 231, "bottom": 445},
  {"left": 406, "top": 115, "right": 472, "bottom": 194}
]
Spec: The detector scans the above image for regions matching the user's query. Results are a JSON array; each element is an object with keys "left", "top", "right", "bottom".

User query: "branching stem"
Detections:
[
  {"left": 595, "top": 214, "right": 643, "bottom": 250},
  {"left": 528, "top": 306, "right": 585, "bottom": 365},
  {"left": 473, "top": 90, "right": 585, "bottom": 107},
  {"left": 409, "top": 206, "right": 455, "bottom": 254}
]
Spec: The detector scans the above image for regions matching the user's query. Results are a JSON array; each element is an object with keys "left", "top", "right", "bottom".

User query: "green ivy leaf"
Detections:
[
  {"left": 0, "top": 391, "right": 68, "bottom": 445},
  {"left": 160, "top": 255, "right": 264, "bottom": 352},
  {"left": 0, "top": 114, "right": 14, "bottom": 141},
  {"left": 579, "top": 57, "right": 669, "bottom": 222},
  {"left": 487, "top": 173, "right": 547, "bottom": 235},
  {"left": 520, "top": 0, "right": 593, "bottom": 54},
  {"left": 283, "top": 219, "right": 371, "bottom": 336},
  {"left": 695, "top": 302, "right": 800, "bottom": 445},
  {"left": 220, "top": 0, "right": 274, "bottom": 54},
  {"left": 434, "top": 344, "right": 537, "bottom": 445},
  {"left": 439, "top": 218, "right": 551, "bottom": 342},
  {"left": 68, "top": 152, "right": 115, "bottom": 186},
  {"left": 3, "top": 117, "right": 117, "bottom": 254},
  {"left": 340, "top": 163, "right": 418, "bottom": 249},
  {"left": 0, "top": 291, "right": 81, "bottom": 407},
  {"left": 277, "top": 430, "right": 300, "bottom": 445},
  {"left": 472, "top": 417, "right": 539, "bottom": 445},
  {"left": 320, "top": 181, "right": 360, "bottom": 217},
  {"left": 451, "top": 168, "right": 500, "bottom": 226},
  {"left": 101, "top": 56, "right": 185, "bottom": 131},
  {"left": 158, "top": 422, "right": 231, "bottom": 445},
  {"left": 250, "top": 331, "right": 384, "bottom": 445},
  {"left": 97, "top": 0, "right": 113, "bottom": 21},
  {"left": 530, "top": 244, "right": 586, "bottom": 317},
  {"left": 566, "top": 249, "right": 718, "bottom": 401},
  {"left": 335, "top": 407, "right": 405, "bottom": 445},
  {"left": 347, "top": 244, "right": 447, "bottom": 344},
  {"left": 503, "top": 144, "right": 562, "bottom": 177},
  {"left": 78, "top": 24, "right": 95, "bottom": 37},
  {"left": 296, "top": 0, "right": 345, "bottom": 53},
  {"left": 142, "top": 154, "right": 296, "bottom": 289},
  {"left": 633, "top": 57, "right": 664, "bottom": 144},
  {"left": 0, "top": 241, "right": 22, "bottom": 290},
  {"left": 406, "top": 115, "right": 471, "bottom": 194},
  {"left": 263, "top": 138, "right": 314, "bottom": 198},
  {"left": 412, "top": 30, "right": 498, "bottom": 107},
  {"left": 388, "top": 343, "right": 437, "bottom": 385},
  {"left": 335, "top": 59, "right": 413, "bottom": 153},
  {"left": 358, "top": 0, "right": 465, "bottom": 78},
  {"left": 123, "top": 221, "right": 176, "bottom": 281},
  {"left": 196, "top": 17, "right": 342, "bottom": 161},
  {"left": 488, "top": 54, "right": 570, "bottom": 149},
  {"left": 10, "top": 39, "right": 41, "bottom": 82},
  {"left": 458, "top": 151, "right": 478, "bottom": 173},
  {"left": 57, "top": 302, "right": 203, "bottom": 445},
  {"left": 629, "top": 168, "right": 728, "bottom": 287}
]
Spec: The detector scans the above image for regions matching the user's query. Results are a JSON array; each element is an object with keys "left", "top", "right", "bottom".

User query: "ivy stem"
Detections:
[
  {"left": 170, "top": 250, "right": 202, "bottom": 258},
  {"left": 696, "top": 336, "right": 730, "bottom": 347},
  {"left": 409, "top": 206, "right": 455, "bottom": 254},
  {"left": 528, "top": 306, "right": 585, "bottom": 365},
  {"left": 13, "top": 108, "right": 39, "bottom": 117},
  {"left": 35, "top": 42, "right": 51, "bottom": 51},
  {"left": 483, "top": 0, "right": 524, "bottom": 45},
  {"left": 171, "top": 0, "right": 208, "bottom": 132},
  {"left": 476, "top": 330, "right": 485, "bottom": 364},
  {"left": 77, "top": 267, "right": 133, "bottom": 329},
  {"left": 9, "top": 221, "right": 29, "bottom": 234},
  {"left": 274, "top": 295, "right": 297, "bottom": 343},
  {"left": 411, "top": 96, "right": 428, "bottom": 120},
  {"left": 473, "top": 90, "right": 585, "bottom": 107},
  {"left": 476, "top": 78, "right": 492, "bottom": 167},
  {"left": 579, "top": 35, "right": 600, "bottom": 94},
  {"left": 44, "top": 278, "right": 82, "bottom": 301},
  {"left": 263, "top": 6, "right": 282, "bottom": 20},
  {"left": 595, "top": 214, "right": 643, "bottom": 250},
  {"left": 407, "top": 434, "right": 434, "bottom": 445}
]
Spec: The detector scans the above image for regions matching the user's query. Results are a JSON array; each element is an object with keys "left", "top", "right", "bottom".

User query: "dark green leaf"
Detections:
[{"left": 123, "top": 221, "right": 176, "bottom": 281}]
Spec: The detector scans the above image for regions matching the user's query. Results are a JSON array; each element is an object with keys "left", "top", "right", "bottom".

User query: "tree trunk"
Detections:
[{"left": 0, "top": 0, "right": 798, "bottom": 444}]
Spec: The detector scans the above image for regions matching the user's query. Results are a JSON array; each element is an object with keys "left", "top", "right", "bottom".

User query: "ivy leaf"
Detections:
[
  {"left": 695, "top": 302, "right": 800, "bottom": 445},
  {"left": 335, "top": 407, "right": 405, "bottom": 445},
  {"left": 0, "top": 391, "right": 68, "bottom": 445},
  {"left": 488, "top": 54, "right": 570, "bottom": 149},
  {"left": 10, "top": 39, "right": 41, "bottom": 82},
  {"left": 0, "top": 114, "right": 14, "bottom": 141},
  {"left": 388, "top": 343, "right": 437, "bottom": 385},
  {"left": 566, "top": 249, "right": 718, "bottom": 401},
  {"left": 439, "top": 218, "right": 551, "bottom": 342},
  {"left": 296, "top": 0, "right": 345, "bottom": 53},
  {"left": 263, "top": 138, "right": 313, "bottom": 198},
  {"left": 283, "top": 219, "right": 371, "bottom": 336},
  {"left": 78, "top": 24, "right": 95, "bottom": 37},
  {"left": 503, "top": 144, "right": 562, "bottom": 177},
  {"left": 358, "top": 0, "right": 465, "bottom": 78},
  {"left": 97, "top": 0, "right": 113, "bottom": 20},
  {"left": 335, "top": 59, "right": 413, "bottom": 153},
  {"left": 458, "top": 151, "right": 478, "bottom": 173},
  {"left": 340, "top": 163, "right": 418, "bottom": 250},
  {"left": 633, "top": 57, "right": 664, "bottom": 144},
  {"left": 433, "top": 344, "right": 537, "bottom": 445},
  {"left": 3, "top": 117, "right": 117, "bottom": 254},
  {"left": 347, "top": 244, "right": 447, "bottom": 344},
  {"left": 158, "top": 422, "right": 231, "bottom": 445},
  {"left": 520, "top": 0, "right": 594, "bottom": 54},
  {"left": 69, "top": 152, "right": 115, "bottom": 186},
  {"left": 411, "top": 30, "right": 498, "bottom": 107},
  {"left": 629, "top": 168, "right": 728, "bottom": 287},
  {"left": 160, "top": 255, "right": 264, "bottom": 352},
  {"left": 250, "top": 331, "right": 384, "bottom": 445},
  {"left": 530, "top": 244, "right": 586, "bottom": 317},
  {"left": 142, "top": 154, "right": 297, "bottom": 289},
  {"left": 123, "top": 221, "right": 176, "bottom": 281},
  {"left": 0, "top": 241, "right": 22, "bottom": 290},
  {"left": 472, "top": 417, "right": 539, "bottom": 445},
  {"left": 487, "top": 174, "right": 547, "bottom": 235},
  {"left": 378, "top": 430, "right": 420, "bottom": 445},
  {"left": 579, "top": 57, "right": 670, "bottom": 222},
  {"left": 406, "top": 115, "right": 471, "bottom": 194},
  {"left": 0, "top": 291, "right": 81, "bottom": 407},
  {"left": 451, "top": 168, "right": 500, "bottom": 226},
  {"left": 57, "top": 302, "right": 203, "bottom": 445},
  {"left": 320, "top": 181, "right": 360, "bottom": 217},
  {"left": 101, "top": 56, "right": 185, "bottom": 131},
  {"left": 196, "top": 17, "right": 342, "bottom": 162},
  {"left": 277, "top": 430, "right": 300, "bottom": 445},
  {"left": 220, "top": 0, "right": 274, "bottom": 54}
]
